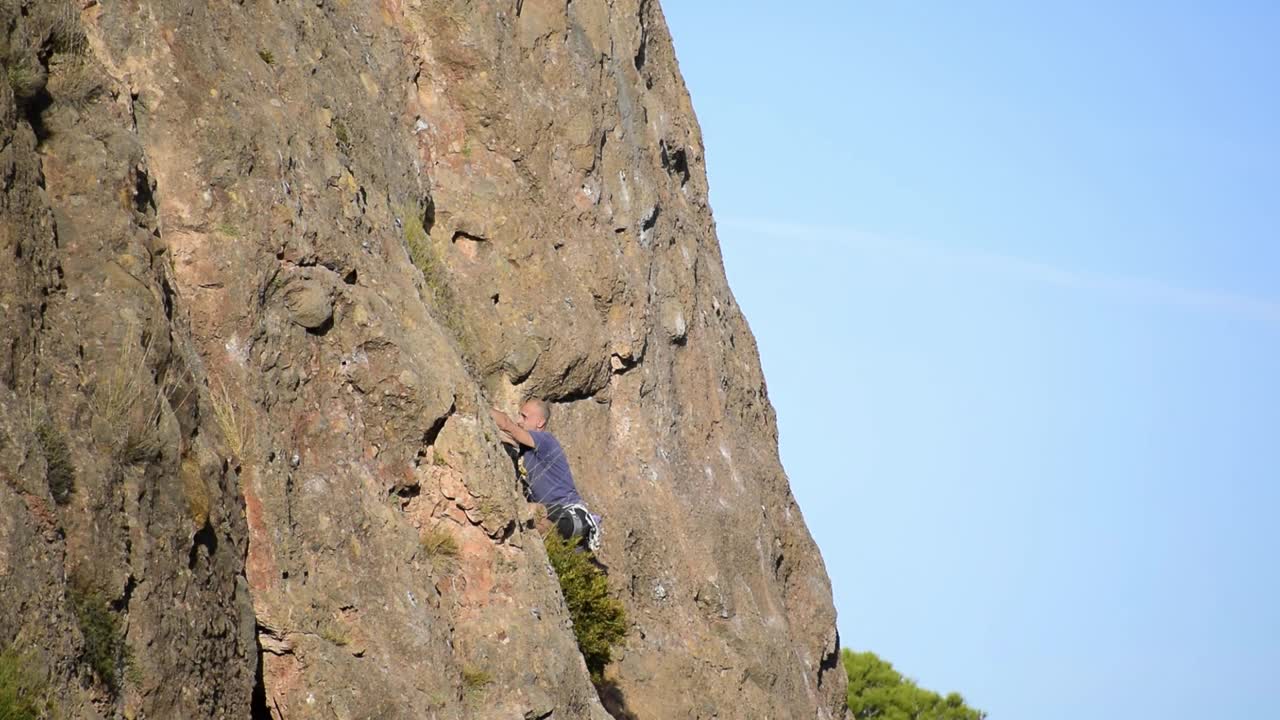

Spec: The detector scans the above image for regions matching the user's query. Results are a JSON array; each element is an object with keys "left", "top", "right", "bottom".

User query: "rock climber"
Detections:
[{"left": 490, "top": 398, "right": 600, "bottom": 551}]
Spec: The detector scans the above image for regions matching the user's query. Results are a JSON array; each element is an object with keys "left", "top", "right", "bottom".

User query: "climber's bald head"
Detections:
[{"left": 518, "top": 398, "right": 551, "bottom": 431}]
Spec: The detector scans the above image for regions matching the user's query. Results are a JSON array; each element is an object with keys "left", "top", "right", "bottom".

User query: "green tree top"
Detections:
[{"left": 843, "top": 649, "right": 986, "bottom": 720}]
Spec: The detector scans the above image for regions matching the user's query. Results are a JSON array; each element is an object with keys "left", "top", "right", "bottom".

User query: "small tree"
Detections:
[
  {"left": 543, "top": 534, "right": 626, "bottom": 682},
  {"left": 843, "top": 649, "right": 985, "bottom": 720}
]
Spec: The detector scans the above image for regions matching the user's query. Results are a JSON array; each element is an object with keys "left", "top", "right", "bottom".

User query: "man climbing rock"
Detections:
[{"left": 491, "top": 399, "right": 601, "bottom": 551}]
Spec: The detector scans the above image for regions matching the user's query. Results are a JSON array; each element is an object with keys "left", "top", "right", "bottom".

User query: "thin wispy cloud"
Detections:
[{"left": 720, "top": 217, "right": 1280, "bottom": 325}]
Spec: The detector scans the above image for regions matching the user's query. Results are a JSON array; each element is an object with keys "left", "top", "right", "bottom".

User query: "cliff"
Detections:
[{"left": 0, "top": 1, "right": 845, "bottom": 717}]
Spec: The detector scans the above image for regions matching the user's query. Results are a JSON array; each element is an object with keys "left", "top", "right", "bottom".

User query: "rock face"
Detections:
[{"left": 0, "top": 0, "right": 845, "bottom": 718}]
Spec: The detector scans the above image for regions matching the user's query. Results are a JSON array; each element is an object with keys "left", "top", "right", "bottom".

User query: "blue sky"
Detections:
[{"left": 662, "top": 2, "right": 1280, "bottom": 718}]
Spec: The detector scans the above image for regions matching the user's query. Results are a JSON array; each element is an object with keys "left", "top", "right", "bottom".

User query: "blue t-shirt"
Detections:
[{"left": 522, "top": 430, "right": 582, "bottom": 507}]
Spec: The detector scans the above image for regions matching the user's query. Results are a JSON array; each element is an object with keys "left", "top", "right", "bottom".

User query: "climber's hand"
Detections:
[{"left": 491, "top": 407, "right": 535, "bottom": 448}]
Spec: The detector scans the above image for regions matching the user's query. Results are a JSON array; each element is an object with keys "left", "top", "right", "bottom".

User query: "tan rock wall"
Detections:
[{"left": 0, "top": 1, "right": 844, "bottom": 718}]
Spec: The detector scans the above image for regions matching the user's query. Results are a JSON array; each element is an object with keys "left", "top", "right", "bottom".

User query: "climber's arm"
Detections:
[{"left": 490, "top": 408, "right": 536, "bottom": 449}]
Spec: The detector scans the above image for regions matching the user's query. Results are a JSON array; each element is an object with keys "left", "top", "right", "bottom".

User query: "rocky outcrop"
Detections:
[{"left": 0, "top": 0, "right": 845, "bottom": 718}]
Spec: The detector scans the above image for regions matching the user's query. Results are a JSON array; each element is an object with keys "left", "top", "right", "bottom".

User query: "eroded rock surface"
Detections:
[{"left": 0, "top": 0, "right": 845, "bottom": 718}]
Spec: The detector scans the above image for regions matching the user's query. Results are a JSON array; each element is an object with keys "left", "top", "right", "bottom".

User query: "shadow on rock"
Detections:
[{"left": 596, "top": 679, "right": 640, "bottom": 720}]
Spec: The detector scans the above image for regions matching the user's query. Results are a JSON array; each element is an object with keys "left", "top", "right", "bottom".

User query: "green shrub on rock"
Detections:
[
  {"left": 68, "top": 586, "right": 129, "bottom": 693},
  {"left": 543, "top": 533, "right": 626, "bottom": 682},
  {"left": 0, "top": 647, "right": 51, "bottom": 720},
  {"left": 34, "top": 423, "right": 73, "bottom": 506}
]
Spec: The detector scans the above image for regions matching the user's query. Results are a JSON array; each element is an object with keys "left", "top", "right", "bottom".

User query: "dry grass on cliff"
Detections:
[
  {"left": 120, "top": 373, "right": 183, "bottom": 465},
  {"left": 28, "top": 0, "right": 86, "bottom": 56},
  {"left": 420, "top": 524, "right": 460, "bottom": 568},
  {"left": 316, "top": 621, "right": 350, "bottom": 648},
  {"left": 209, "top": 377, "right": 253, "bottom": 461},
  {"left": 461, "top": 665, "right": 491, "bottom": 698},
  {"left": 1, "top": 16, "right": 45, "bottom": 102},
  {"left": 46, "top": 54, "right": 103, "bottom": 108},
  {"left": 87, "top": 326, "right": 189, "bottom": 465},
  {"left": 87, "top": 327, "right": 152, "bottom": 452},
  {"left": 180, "top": 454, "right": 210, "bottom": 528},
  {"left": 1, "top": 0, "right": 89, "bottom": 103},
  {"left": 3, "top": 57, "right": 43, "bottom": 101}
]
